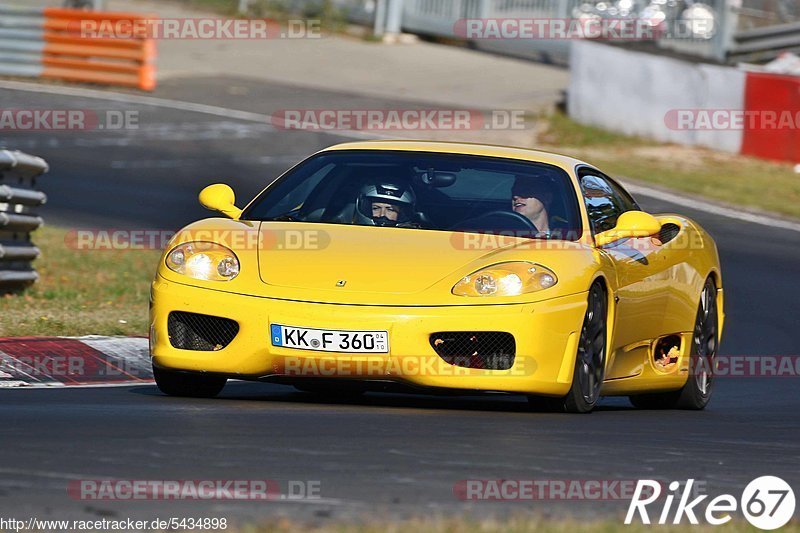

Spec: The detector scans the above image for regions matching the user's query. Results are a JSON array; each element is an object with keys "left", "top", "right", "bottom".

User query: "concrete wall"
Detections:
[{"left": 568, "top": 40, "right": 745, "bottom": 153}]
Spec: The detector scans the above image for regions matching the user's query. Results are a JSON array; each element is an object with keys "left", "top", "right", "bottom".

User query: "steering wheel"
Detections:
[{"left": 454, "top": 209, "right": 538, "bottom": 233}]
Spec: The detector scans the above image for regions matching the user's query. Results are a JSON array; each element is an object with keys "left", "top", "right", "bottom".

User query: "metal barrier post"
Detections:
[
  {"left": 714, "top": 0, "right": 740, "bottom": 62},
  {"left": 386, "top": 0, "right": 403, "bottom": 34},
  {"left": 374, "top": 0, "right": 387, "bottom": 36},
  {"left": 477, "top": 0, "right": 491, "bottom": 19},
  {"left": 557, "top": 0, "right": 569, "bottom": 18}
]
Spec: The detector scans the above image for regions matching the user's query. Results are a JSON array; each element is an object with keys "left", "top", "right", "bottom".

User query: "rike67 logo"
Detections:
[{"left": 626, "top": 476, "right": 795, "bottom": 530}]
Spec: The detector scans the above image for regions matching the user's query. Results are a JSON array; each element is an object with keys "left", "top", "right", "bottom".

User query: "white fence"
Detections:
[{"left": 568, "top": 40, "right": 746, "bottom": 153}]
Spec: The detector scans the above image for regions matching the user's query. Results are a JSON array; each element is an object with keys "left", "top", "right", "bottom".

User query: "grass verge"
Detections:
[
  {"left": 538, "top": 112, "right": 800, "bottom": 219},
  {"left": 0, "top": 226, "right": 159, "bottom": 337}
]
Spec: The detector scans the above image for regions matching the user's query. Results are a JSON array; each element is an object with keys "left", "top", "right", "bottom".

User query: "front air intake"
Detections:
[
  {"left": 167, "top": 311, "right": 239, "bottom": 351},
  {"left": 430, "top": 332, "right": 516, "bottom": 370}
]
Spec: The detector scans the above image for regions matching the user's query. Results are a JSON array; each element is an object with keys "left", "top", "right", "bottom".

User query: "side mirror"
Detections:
[
  {"left": 595, "top": 211, "right": 661, "bottom": 247},
  {"left": 199, "top": 183, "right": 242, "bottom": 220}
]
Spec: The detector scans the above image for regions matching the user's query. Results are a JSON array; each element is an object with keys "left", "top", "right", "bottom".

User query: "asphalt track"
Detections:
[{"left": 1, "top": 77, "right": 799, "bottom": 524}]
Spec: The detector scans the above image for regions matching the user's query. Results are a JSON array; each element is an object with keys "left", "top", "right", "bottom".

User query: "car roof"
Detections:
[{"left": 320, "top": 140, "right": 589, "bottom": 173}]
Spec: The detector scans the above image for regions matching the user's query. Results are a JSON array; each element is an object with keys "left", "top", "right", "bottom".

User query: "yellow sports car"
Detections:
[{"left": 149, "top": 141, "right": 724, "bottom": 413}]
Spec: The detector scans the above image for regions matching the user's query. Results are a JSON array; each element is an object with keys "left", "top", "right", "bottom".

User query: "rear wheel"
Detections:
[
  {"left": 629, "top": 277, "right": 718, "bottom": 410},
  {"left": 529, "top": 282, "right": 607, "bottom": 414},
  {"left": 153, "top": 366, "right": 227, "bottom": 398}
]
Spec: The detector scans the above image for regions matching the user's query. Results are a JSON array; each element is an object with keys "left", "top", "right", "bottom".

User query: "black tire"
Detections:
[
  {"left": 629, "top": 277, "right": 718, "bottom": 410},
  {"left": 528, "top": 282, "right": 607, "bottom": 414},
  {"left": 153, "top": 366, "right": 227, "bottom": 398}
]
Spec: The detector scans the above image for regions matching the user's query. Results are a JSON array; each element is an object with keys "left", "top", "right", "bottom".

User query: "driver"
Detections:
[
  {"left": 355, "top": 181, "right": 418, "bottom": 228},
  {"left": 511, "top": 176, "right": 552, "bottom": 233},
  {"left": 511, "top": 176, "right": 567, "bottom": 236}
]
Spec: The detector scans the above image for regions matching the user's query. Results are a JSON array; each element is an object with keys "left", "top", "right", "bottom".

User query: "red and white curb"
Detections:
[{"left": 0, "top": 336, "right": 152, "bottom": 388}]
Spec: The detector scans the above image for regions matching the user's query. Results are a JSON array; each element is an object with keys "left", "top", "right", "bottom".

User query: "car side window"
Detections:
[
  {"left": 579, "top": 171, "right": 638, "bottom": 234},
  {"left": 605, "top": 175, "right": 640, "bottom": 212}
]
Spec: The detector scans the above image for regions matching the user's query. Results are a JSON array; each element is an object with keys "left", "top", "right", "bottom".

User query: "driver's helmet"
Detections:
[{"left": 355, "top": 180, "right": 416, "bottom": 227}]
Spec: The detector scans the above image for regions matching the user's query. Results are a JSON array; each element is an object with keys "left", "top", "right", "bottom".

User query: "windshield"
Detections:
[{"left": 243, "top": 151, "right": 582, "bottom": 240}]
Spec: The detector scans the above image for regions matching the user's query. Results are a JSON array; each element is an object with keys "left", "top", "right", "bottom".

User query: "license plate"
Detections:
[{"left": 270, "top": 324, "right": 389, "bottom": 353}]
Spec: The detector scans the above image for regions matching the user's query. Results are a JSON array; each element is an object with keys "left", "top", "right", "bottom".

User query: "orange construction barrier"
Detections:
[{"left": 41, "top": 8, "right": 156, "bottom": 91}]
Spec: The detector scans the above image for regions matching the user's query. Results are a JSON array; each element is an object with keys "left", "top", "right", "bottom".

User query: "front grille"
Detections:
[
  {"left": 430, "top": 332, "right": 516, "bottom": 370},
  {"left": 167, "top": 311, "right": 239, "bottom": 351}
]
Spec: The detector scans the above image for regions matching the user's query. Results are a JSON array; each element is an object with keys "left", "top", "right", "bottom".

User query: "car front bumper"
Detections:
[{"left": 150, "top": 276, "right": 588, "bottom": 396}]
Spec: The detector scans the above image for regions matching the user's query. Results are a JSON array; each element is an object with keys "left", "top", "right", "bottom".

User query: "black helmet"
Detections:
[{"left": 355, "top": 181, "right": 416, "bottom": 227}]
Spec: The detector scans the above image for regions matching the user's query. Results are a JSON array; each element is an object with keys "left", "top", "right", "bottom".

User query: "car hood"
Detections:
[
  {"left": 257, "top": 222, "right": 508, "bottom": 294},
  {"left": 158, "top": 219, "right": 598, "bottom": 306}
]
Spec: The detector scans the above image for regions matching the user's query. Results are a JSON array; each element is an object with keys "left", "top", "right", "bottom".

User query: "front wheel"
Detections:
[
  {"left": 153, "top": 366, "right": 227, "bottom": 398},
  {"left": 629, "top": 277, "right": 718, "bottom": 410},
  {"left": 529, "top": 282, "right": 607, "bottom": 414}
]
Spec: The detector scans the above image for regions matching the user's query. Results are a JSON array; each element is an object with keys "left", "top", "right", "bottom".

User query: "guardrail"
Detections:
[
  {"left": 0, "top": 4, "right": 156, "bottom": 91},
  {"left": 731, "top": 21, "right": 800, "bottom": 61},
  {"left": 0, "top": 150, "right": 48, "bottom": 292}
]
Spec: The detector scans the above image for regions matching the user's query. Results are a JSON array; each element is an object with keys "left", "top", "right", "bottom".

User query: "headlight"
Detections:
[
  {"left": 166, "top": 242, "right": 240, "bottom": 281},
  {"left": 452, "top": 262, "right": 557, "bottom": 297}
]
